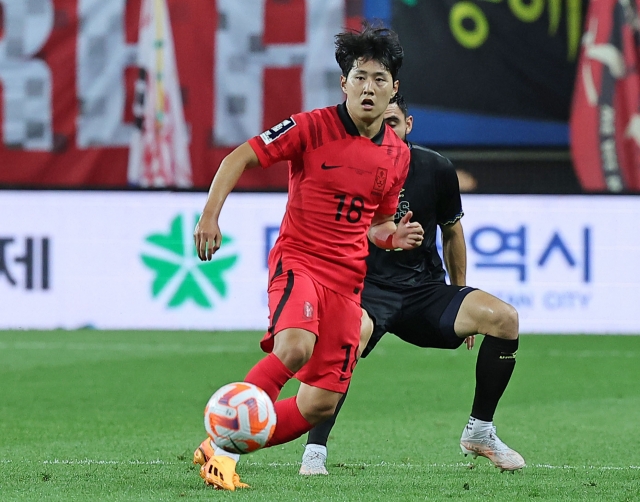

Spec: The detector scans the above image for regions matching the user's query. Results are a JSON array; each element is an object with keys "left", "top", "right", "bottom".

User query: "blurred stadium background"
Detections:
[
  {"left": 1, "top": 2, "right": 640, "bottom": 499},
  {"left": 0, "top": 0, "right": 638, "bottom": 333}
]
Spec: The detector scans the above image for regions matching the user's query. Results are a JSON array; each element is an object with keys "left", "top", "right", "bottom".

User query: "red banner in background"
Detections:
[
  {"left": 0, "top": 0, "right": 357, "bottom": 190},
  {"left": 570, "top": 0, "right": 640, "bottom": 192}
]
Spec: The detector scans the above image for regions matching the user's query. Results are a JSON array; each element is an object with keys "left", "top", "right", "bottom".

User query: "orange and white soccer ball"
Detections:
[{"left": 204, "top": 382, "right": 277, "bottom": 454}]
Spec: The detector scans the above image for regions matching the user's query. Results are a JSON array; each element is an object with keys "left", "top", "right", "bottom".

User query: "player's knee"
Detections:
[
  {"left": 491, "top": 302, "right": 519, "bottom": 339},
  {"left": 273, "top": 343, "right": 313, "bottom": 372},
  {"left": 273, "top": 340, "right": 313, "bottom": 371},
  {"left": 272, "top": 329, "right": 315, "bottom": 371}
]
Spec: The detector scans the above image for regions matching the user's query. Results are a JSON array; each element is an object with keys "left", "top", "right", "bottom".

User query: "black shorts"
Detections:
[{"left": 360, "top": 280, "right": 477, "bottom": 358}]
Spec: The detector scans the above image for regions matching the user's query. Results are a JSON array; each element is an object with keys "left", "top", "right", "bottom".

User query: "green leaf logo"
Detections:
[{"left": 141, "top": 214, "right": 238, "bottom": 308}]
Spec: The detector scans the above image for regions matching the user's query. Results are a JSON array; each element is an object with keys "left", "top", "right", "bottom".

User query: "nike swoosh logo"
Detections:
[{"left": 321, "top": 162, "right": 342, "bottom": 170}]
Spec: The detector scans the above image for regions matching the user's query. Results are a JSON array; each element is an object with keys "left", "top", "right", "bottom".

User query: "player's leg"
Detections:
[
  {"left": 294, "top": 286, "right": 366, "bottom": 474},
  {"left": 455, "top": 290, "right": 519, "bottom": 422},
  {"left": 262, "top": 279, "right": 363, "bottom": 448},
  {"left": 295, "top": 383, "right": 344, "bottom": 425},
  {"left": 204, "top": 279, "right": 360, "bottom": 486},
  {"left": 304, "top": 309, "right": 373, "bottom": 442},
  {"left": 245, "top": 269, "right": 322, "bottom": 403},
  {"left": 300, "top": 390, "right": 347, "bottom": 475},
  {"left": 454, "top": 290, "right": 525, "bottom": 471},
  {"left": 200, "top": 326, "right": 319, "bottom": 490},
  {"left": 301, "top": 284, "right": 401, "bottom": 474},
  {"left": 246, "top": 327, "right": 315, "bottom": 401},
  {"left": 199, "top": 271, "right": 319, "bottom": 490},
  {"left": 299, "top": 309, "right": 373, "bottom": 474},
  {"left": 385, "top": 284, "right": 522, "bottom": 470}
]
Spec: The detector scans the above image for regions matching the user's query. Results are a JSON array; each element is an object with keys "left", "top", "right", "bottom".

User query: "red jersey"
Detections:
[{"left": 248, "top": 103, "right": 410, "bottom": 299}]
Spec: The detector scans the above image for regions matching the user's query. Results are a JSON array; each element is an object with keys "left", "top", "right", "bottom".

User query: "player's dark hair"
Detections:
[
  {"left": 335, "top": 21, "right": 404, "bottom": 81},
  {"left": 390, "top": 93, "right": 409, "bottom": 118}
]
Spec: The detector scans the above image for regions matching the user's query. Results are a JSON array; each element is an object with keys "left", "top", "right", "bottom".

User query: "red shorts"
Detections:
[{"left": 260, "top": 268, "right": 361, "bottom": 393}]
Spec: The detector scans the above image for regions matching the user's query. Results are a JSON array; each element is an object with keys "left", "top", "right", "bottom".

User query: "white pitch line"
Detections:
[
  {"left": 532, "top": 464, "right": 640, "bottom": 470},
  {"left": 244, "top": 461, "right": 640, "bottom": 470},
  {"left": 42, "top": 459, "right": 176, "bottom": 465},
  {"left": 2, "top": 459, "right": 639, "bottom": 471}
]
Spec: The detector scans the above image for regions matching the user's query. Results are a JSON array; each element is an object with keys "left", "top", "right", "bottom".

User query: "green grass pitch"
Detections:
[{"left": 0, "top": 330, "right": 638, "bottom": 501}]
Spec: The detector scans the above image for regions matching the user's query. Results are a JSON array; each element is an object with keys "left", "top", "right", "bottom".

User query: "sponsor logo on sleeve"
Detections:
[{"left": 259, "top": 118, "right": 297, "bottom": 145}]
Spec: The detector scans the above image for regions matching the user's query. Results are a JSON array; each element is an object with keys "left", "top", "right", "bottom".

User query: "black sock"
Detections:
[
  {"left": 471, "top": 336, "right": 518, "bottom": 422},
  {"left": 306, "top": 389, "right": 349, "bottom": 446}
]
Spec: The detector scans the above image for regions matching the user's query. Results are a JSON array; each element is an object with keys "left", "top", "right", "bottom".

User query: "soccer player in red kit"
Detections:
[{"left": 192, "top": 23, "right": 423, "bottom": 490}]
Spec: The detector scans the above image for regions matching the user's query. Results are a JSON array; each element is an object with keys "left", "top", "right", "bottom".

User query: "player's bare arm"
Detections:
[
  {"left": 368, "top": 210, "right": 424, "bottom": 250},
  {"left": 194, "top": 142, "right": 260, "bottom": 261},
  {"left": 441, "top": 220, "right": 466, "bottom": 287},
  {"left": 441, "top": 220, "right": 474, "bottom": 349}
]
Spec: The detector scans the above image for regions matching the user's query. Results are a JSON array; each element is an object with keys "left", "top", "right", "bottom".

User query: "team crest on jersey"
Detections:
[
  {"left": 259, "top": 118, "right": 297, "bottom": 145},
  {"left": 303, "top": 301, "right": 314, "bottom": 320},
  {"left": 371, "top": 167, "right": 388, "bottom": 197}
]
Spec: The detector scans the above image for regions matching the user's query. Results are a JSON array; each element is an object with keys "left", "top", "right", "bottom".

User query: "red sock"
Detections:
[
  {"left": 244, "top": 353, "right": 294, "bottom": 403},
  {"left": 266, "top": 396, "right": 314, "bottom": 447}
]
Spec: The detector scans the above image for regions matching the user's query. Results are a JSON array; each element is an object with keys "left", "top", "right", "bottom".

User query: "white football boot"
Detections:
[
  {"left": 299, "top": 444, "right": 329, "bottom": 475},
  {"left": 460, "top": 422, "right": 525, "bottom": 472}
]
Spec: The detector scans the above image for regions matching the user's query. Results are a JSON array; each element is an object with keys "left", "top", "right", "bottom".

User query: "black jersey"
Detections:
[{"left": 365, "top": 143, "right": 463, "bottom": 288}]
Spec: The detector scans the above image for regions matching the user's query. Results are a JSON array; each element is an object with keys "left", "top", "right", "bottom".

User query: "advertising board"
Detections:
[{"left": 1, "top": 192, "right": 638, "bottom": 333}]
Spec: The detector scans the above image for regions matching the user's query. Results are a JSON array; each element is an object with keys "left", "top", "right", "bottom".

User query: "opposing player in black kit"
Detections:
[{"left": 299, "top": 94, "right": 525, "bottom": 474}]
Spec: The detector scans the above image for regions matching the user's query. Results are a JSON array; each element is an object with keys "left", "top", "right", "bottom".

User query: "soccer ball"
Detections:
[{"left": 204, "top": 382, "right": 277, "bottom": 454}]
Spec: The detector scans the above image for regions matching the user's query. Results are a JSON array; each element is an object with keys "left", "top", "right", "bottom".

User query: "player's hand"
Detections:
[
  {"left": 465, "top": 335, "right": 475, "bottom": 350},
  {"left": 393, "top": 211, "right": 424, "bottom": 250},
  {"left": 194, "top": 214, "right": 222, "bottom": 261}
]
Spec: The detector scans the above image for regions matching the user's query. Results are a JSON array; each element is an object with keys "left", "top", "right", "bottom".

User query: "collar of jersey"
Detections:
[{"left": 337, "top": 102, "right": 386, "bottom": 146}]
